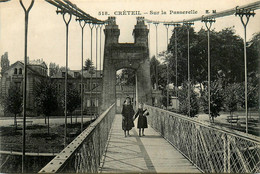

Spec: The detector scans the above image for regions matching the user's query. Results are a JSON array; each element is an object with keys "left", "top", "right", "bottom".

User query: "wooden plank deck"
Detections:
[{"left": 99, "top": 114, "right": 200, "bottom": 173}]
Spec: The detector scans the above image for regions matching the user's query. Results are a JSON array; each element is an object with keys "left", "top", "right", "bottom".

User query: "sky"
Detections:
[{"left": 0, "top": 0, "right": 260, "bottom": 70}]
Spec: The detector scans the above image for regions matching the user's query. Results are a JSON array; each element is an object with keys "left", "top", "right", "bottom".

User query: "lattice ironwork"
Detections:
[
  {"left": 39, "top": 104, "right": 115, "bottom": 173},
  {"left": 146, "top": 105, "right": 260, "bottom": 173}
]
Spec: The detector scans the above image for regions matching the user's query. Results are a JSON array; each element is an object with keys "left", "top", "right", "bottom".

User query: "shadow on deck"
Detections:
[{"left": 99, "top": 114, "right": 200, "bottom": 173}]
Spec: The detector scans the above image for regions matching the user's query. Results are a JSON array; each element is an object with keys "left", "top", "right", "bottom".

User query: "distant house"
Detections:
[
  {"left": 51, "top": 69, "right": 103, "bottom": 115},
  {"left": 0, "top": 60, "right": 48, "bottom": 116},
  {"left": 0, "top": 59, "right": 164, "bottom": 116}
]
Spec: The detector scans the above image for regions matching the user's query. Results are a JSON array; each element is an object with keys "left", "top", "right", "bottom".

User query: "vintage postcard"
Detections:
[{"left": 0, "top": 0, "right": 259, "bottom": 173}]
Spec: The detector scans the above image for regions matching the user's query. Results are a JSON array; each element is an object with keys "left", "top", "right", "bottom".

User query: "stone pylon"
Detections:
[{"left": 101, "top": 16, "right": 152, "bottom": 111}]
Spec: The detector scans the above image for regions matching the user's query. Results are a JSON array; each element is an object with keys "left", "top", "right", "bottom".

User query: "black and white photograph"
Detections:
[{"left": 0, "top": 0, "right": 259, "bottom": 173}]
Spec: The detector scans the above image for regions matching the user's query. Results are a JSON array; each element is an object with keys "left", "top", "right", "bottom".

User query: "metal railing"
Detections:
[
  {"left": 39, "top": 104, "right": 115, "bottom": 173},
  {"left": 0, "top": 143, "right": 58, "bottom": 155},
  {"left": 145, "top": 105, "right": 260, "bottom": 173}
]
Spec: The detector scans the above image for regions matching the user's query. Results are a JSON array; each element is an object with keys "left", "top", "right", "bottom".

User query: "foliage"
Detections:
[
  {"left": 84, "top": 59, "right": 95, "bottom": 74},
  {"left": 168, "top": 26, "right": 197, "bottom": 85},
  {"left": 119, "top": 69, "right": 136, "bottom": 85},
  {"left": 49, "top": 62, "right": 60, "bottom": 77},
  {"left": 35, "top": 78, "right": 58, "bottom": 134},
  {"left": 247, "top": 32, "right": 260, "bottom": 81},
  {"left": 167, "top": 26, "right": 259, "bottom": 85},
  {"left": 178, "top": 82, "right": 199, "bottom": 117},
  {"left": 150, "top": 56, "right": 161, "bottom": 89},
  {"left": 67, "top": 85, "right": 81, "bottom": 114},
  {"left": 237, "top": 81, "right": 259, "bottom": 109},
  {"left": 1, "top": 52, "right": 10, "bottom": 75},
  {"left": 4, "top": 84, "right": 23, "bottom": 115},
  {"left": 223, "top": 83, "right": 240, "bottom": 115},
  {"left": 3, "top": 83, "right": 22, "bottom": 128},
  {"left": 122, "top": 69, "right": 135, "bottom": 85},
  {"left": 200, "top": 79, "right": 224, "bottom": 121},
  {"left": 59, "top": 83, "right": 81, "bottom": 116},
  {"left": 59, "top": 66, "right": 70, "bottom": 72},
  {"left": 161, "top": 94, "right": 171, "bottom": 108},
  {"left": 34, "top": 78, "right": 58, "bottom": 116}
]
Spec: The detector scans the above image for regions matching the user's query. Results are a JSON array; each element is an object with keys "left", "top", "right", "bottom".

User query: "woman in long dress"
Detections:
[
  {"left": 121, "top": 97, "right": 135, "bottom": 137},
  {"left": 134, "top": 103, "right": 148, "bottom": 137}
]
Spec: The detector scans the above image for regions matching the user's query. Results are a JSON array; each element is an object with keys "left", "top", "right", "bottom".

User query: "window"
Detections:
[
  {"left": 57, "top": 83, "right": 61, "bottom": 91},
  {"left": 87, "top": 99, "right": 90, "bottom": 107},
  {"left": 117, "top": 98, "right": 120, "bottom": 107},
  {"left": 84, "top": 84, "right": 88, "bottom": 93},
  {"left": 19, "top": 68, "right": 22, "bottom": 74},
  {"left": 79, "top": 84, "right": 82, "bottom": 92},
  {"left": 91, "top": 99, "right": 95, "bottom": 107},
  {"left": 15, "top": 82, "right": 21, "bottom": 89},
  {"left": 74, "top": 72, "right": 79, "bottom": 78},
  {"left": 96, "top": 99, "right": 99, "bottom": 107},
  {"left": 62, "top": 72, "right": 65, "bottom": 77},
  {"left": 14, "top": 68, "right": 17, "bottom": 74}
]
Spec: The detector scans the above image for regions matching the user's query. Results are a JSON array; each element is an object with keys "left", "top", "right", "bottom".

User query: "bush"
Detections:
[
  {"left": 223, "top": 83, "right": 240, "bottom": 116},
  {"left": 178, "top": 82, "right": 199, "bottom": 117},
  {"left": 237, "top": 81, "right": 259, "bottom": 110},
  {"left": 200, "top": 79, "right": 224, "bottom": 122}
]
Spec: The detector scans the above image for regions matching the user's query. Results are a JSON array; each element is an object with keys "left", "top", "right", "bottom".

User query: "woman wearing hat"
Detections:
[{"left": 121, "top": 96, "right": 135, "bottom": 137}]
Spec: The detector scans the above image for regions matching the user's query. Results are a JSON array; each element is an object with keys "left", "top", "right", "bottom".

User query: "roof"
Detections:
[
  {"left": 2, "top": 61, "right": 44, "bottom": 77},
  {"left": 51, "top": 70, "right": 102, "bottom": 79},
  {"left": 28, "top": 59, "right": 47, "bottom": 69}
]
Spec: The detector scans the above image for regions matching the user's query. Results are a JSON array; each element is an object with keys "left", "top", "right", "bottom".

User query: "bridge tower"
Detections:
[{"left": 101, "top": 16, "right": 152, "bottom": 110}]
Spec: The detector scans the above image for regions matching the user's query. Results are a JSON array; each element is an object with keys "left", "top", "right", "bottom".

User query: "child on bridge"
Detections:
[{"left": 134, "top": 103, "right": 149, "bottom": 137}]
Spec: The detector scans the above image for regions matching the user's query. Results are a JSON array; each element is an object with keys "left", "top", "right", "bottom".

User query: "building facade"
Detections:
[
  {"left": 0, "top": 59, "right": 48, "bottom": 116},
  {"left": 0, "top": 59, "right": 163, "bottom": 116},
  {"left": 51, "top": 70, "right": 103, "bottom": 115}
]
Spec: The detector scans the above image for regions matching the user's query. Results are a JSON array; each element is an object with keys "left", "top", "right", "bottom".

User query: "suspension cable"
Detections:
[
  {"left": 89, "top": 23, "right": 94, "bottom": 119},
  {"left": 95, "top": 24, "right": 99, "bottom": 117},
  {"left": 154, "top": 22, "right": 159, "bottom": 90},
  {"left": 45, "top": 0, "right": 105, "bottom": 24}
]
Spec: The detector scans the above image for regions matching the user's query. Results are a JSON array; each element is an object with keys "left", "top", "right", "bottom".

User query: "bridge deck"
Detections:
[{"left": 100, "top": 114, "right": 200, "bottom": 173}]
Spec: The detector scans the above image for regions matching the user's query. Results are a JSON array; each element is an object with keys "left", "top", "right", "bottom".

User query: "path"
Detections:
[
  {"left": 100, "top": 114, "right": 200, "bottom": 173},
  {"left": 0, "top": 117, "right": 92, "bottom": 127}
]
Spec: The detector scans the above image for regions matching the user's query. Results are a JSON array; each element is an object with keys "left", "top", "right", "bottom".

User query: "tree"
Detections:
[
  {"left": 237, "top": 81, "right": 259, "bottom": 114},
  {"left": 49, "top": 62, "right": 60, "bottom": 77},
  {"left": 35, "top": 78, "right": 58, "bottom": 134},
  {"left": 1, "top": 52, "right": 10, "bottom": 75},
  {"left": 247, "top": 32, "right": 260, "bottom": 82},
  {"left": 60, "top": 83, "right": 81, "bottom": 124},
  {"left": 168, "top": 26, "right": 197, "bottom": 85},
  {"left": 159, "top": 51, "right": 174, "bottom": 107},
  {"left": 120, "top": 69, "right": 136, "bottom": 85},
  {"left": 3, "top": 83, "right": 22, "bottom": 129},
  {"left": 168, "top": 26, "right": 251, "bottom": 85},
  {"left": 200, "top": 79, "right": 224, "bottom": 122},
  {"left": 150, "top": 56, "right": 161, "bottom": 89},
  {"left": 60, "top": 66, "right": 70, "bottom": 72},
  {"left": 223, "top": 83, "right": 240, "bottom": 116},
  {"left": 178, "top": 82, "right": 199, "bottom": 117},
  {"left": 84, "top": 59, "right": 95, "bottom": 74}
]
